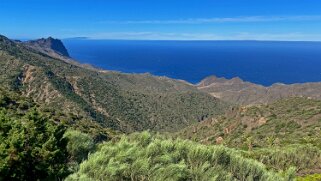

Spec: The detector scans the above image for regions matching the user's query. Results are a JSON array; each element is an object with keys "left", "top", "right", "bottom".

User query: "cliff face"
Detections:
[
  {"left": 197, "top": 75, "right": 321, "bottom": 105},
  {"left": 24, "top": 37, "right": 70, "bottom": 57}
]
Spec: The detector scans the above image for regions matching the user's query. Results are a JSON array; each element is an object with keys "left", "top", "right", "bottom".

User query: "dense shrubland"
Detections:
[
  {"left": 243, "top": 144, "right": 321, "bottom": 174},
  {"left": 0, "top": 35, "right": 229, "bottom": 133},
  {"left": 0, "top": 93, "right": 69, "bottom": 180},
  {"left": 178, "top": 97, "right": 321, "bottom": 148},
  {"left": 2, "top": 35, "right": 321, "bottom": 181},
  {"left": 177, "top": 97, "right": 321, "bottom": 175},
  {"left": 0, "top": 89, "right": 318, "bottom": 181},
  {"left": 67, "top": 132, "right": 295, "bottom": 181},
  {"left": 0, "top": 89, "right": 96, "bottom": 180}
]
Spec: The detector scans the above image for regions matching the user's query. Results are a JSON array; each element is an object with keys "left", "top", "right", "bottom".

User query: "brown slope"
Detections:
[{"left": 197, "top": 75, "right": 321, "bottom": 105}]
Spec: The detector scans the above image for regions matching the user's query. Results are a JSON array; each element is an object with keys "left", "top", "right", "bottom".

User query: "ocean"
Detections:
[{"left": 63, "top": 40, "right": 321, "bottom": 86}]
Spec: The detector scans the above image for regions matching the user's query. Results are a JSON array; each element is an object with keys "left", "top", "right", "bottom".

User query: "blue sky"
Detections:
[{"left": 1, "top": 0, "right": 321, "bottom": 40}]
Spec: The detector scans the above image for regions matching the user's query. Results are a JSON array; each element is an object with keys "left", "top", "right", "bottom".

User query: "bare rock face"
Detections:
[
  {"left": 197, "top": 75, "right": 321, "bottom": 105},
  {"left": 22, "top": 37, "right": 103, "bottom": 71},
  {"left": 24, "top": 37, "right": 70, "bottom": 57}
]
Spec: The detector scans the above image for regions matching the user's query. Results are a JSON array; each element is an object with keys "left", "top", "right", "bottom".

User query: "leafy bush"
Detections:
[
  {"left": 64, "top": 130, "right": 95, "bottom": 163},
  {"left": 67, "top": 132, "right": 293, "bottom": 181},
  {"left": 0, "top": 108, "right": 69, "bottom": 180}
]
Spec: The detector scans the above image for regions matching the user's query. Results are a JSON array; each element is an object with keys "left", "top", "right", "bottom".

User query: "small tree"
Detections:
[{"left": 0, "top": 109, "right": 69, "bottom": 181}]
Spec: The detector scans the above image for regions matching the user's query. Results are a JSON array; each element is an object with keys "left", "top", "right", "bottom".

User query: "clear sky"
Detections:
[{"left": 1, "top": 0, "right": 321, "bottom": 40}]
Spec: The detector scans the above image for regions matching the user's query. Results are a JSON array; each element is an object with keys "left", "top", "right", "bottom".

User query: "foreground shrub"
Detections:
[
  {"left": 67, "top": 132, "right": 294, "bottom": 181},
  {"left": 297, "top": 174, "right": 321, "bottom": 181},
  {"left": 63, "top": 130, "right": 95, "bottom": 163},
  {"left": 0, "top": 109, "right": 69, "bottom": 180},
  {"left": 244, "top": 144, "right": 321, "bottom": 172}
]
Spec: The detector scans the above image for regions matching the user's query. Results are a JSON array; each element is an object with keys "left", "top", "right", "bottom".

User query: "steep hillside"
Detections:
[
  {"left": 0, "top": 87, "right": 117, "bottom": 141},
  {"left": 0, "top": 88, "right": 298, "bottom": 180},
  {"left": 0, "top": 35, "right": 228, "bottom": 133},
  {"left": 178, "top": 97, "right": 321, "bottom": 148},
  {"left": 0, "top": 88, "right": 106, "bottom": 180},
  {"left": 0, "top": 87, "right": 314, "bottom": 179},
  {"left": 198, "top": 75, "right": 321, "bottom": 105},
  {"left": 24, "top": 37, "right": 70, "bottom": 57},
  {"left": 0, "top": 88, "right": 71, "bottom": 180},
  {"left": 22, "top": 37, "right": 100, "bottom": 71},
  {"left": 177, "top": 97, "right": 321, "bottom": 174}
]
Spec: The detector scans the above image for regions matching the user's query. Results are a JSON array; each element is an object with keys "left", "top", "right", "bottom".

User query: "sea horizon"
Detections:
[{"left": 63, "top": 39, "right": 321, "bottom": 86}]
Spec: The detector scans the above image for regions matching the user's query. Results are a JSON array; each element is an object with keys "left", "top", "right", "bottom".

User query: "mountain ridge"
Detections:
[
  {"left": 0, "top": 34, "right": 228, "bottom": 133},
  {"left": 2, "top": 34, "right": 321, "bottom": 179},
  {"left": 197, "top": 75, "right": 321, "bottom": 105},
  {"left": 24, "top": 37, "right": 70, "bottom": 57}
]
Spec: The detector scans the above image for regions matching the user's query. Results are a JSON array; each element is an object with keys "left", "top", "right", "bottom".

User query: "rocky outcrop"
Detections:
[{"left": 24, "top": 37, "right": 70, "bottom": 57}]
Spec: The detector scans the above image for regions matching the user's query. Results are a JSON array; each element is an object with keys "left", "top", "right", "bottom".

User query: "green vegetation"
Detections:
[
  {"left": 179, "top": 97, "right": 321, "bottom": 148},
  {"left": 64, "top": 130, "right": 95, "bottom": 163},
  {"left": 0, "top": 89, "right": 100, "bottom": 180},
  {"left": 0, "top": 91, "right": 69, "bottom": 180},
  {"left": 297, "top": 174, "right": 321, "bottom": 181},
  {"left": 0, "top": 88, "right": 315, "bottom": 180},
  {"left": 0, "top": 89, "right": 299, "bottom": 180},
  {"left": 0, "top": 35, "right": 228, "bottom": 133},
  {"left": 178, "top": 97, "right": 321, "bottom": 174},
  {"left": 67, "top": 132, "right": 294, "bottom": 181},
  {"left": 243, "top": 144, "right": 321, "bottom": 174},
  {"left": 2, "top": 35, "right": 321, "bottom": 180}
]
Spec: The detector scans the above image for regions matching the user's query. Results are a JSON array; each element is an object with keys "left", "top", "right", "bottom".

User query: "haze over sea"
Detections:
[{"left": 63, "top": 40, "right": 321, "bottom": 86}]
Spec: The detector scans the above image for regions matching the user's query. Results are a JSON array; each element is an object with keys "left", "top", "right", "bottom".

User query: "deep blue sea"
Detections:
[{"left": 63, "top": 40, "right": 321, "bottom": 86}]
